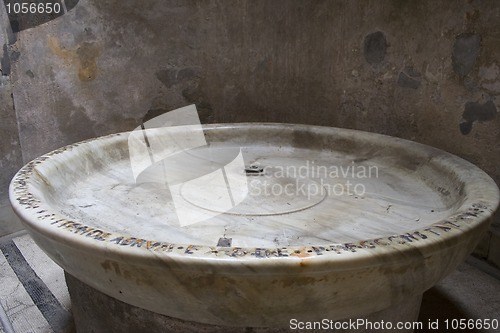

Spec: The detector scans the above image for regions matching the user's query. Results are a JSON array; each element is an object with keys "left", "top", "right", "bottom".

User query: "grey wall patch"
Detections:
[
  {"left": 397, "top": 66, "right": 421, "bottom": 89},
  {"left": 1, "top": 44, "right": 10, "bottom": 75},
  {"left": 155, "top": 67, "right": 201, "bottom": 88},
  {"left": 452, "top": 33, "right": 481, "bottom": 78},
  {"left": 459, "top": 100, "right": 497, "bottom": 135},
  {"left": 363, "top": 31, "right": 388, "bottom": 66}
]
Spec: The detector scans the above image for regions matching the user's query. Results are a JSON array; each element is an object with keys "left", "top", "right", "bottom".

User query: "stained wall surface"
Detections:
[{"left": 1, "top": 0, "right": 499, "bottom": 264}]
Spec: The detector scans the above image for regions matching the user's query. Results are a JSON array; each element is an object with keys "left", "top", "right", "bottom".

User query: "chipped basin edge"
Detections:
[{"left": 8, "top": 123, "right": 500, "bottom": 327}]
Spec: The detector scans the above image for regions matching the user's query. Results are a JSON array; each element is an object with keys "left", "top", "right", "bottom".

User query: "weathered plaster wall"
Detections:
[
  {"left": 0, "top": 4, "right": 23, "bottom": 199},
  {"left": 2, "top": 0, "right": 500, "bottom": 263}
]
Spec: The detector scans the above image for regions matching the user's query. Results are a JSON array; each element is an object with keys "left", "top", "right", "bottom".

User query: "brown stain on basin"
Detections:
[
  {"left": 276, "top": 276, "right": 327, "bottom": 288},
  {"left": 180, "top": 274, "right": 239, "bottom": 294},
  {"left": 101, "top": 260, "right": 155, "bottom": 286},
  {"left": 101, "top": 260, "right": 121, "bottom": 275},
  {"left": 47, "top": 36, "right": 100, "bottom": 81}
]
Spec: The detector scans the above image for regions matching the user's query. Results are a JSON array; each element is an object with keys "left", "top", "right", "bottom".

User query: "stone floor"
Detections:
[
  {"left": 418, "top": 257, "right": 500, "bottom": 332},
  {"left": 0, "top": 203, "right": 499, "bottom": 332}
]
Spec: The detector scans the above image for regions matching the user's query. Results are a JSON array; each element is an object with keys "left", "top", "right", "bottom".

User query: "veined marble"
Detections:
[{"left": 9, "top": 123, "right": 500, "bottom": 327}]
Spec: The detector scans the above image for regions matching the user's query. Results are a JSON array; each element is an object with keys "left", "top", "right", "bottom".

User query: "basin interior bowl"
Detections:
[
  {"left": 17, "top": 126, "right": 486, "bottom": 247},
  {"left": 10, "top": 123, "right": 500, "bottom": 327}
]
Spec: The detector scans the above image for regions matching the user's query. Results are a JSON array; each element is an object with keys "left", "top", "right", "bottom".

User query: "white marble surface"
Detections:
[
  {"left": 9, "top": 123, "right": 500, "bottom": 327},
  {"left": 55, "top": 145, "right": 455, "bottom": 248}
]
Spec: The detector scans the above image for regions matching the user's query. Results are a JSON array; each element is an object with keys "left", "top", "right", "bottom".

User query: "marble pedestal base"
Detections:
[{"left": 65, "top": 272, "right": 423, "bottom": 333}]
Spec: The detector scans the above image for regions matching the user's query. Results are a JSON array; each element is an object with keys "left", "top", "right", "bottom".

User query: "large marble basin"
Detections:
[{"left": 9, "top": 123, "right": 500, "bottom": 328}]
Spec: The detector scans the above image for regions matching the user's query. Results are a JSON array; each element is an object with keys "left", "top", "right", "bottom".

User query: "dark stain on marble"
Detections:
[{"left": 217, "top": 237, "right": 232, "bottom": 247}]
